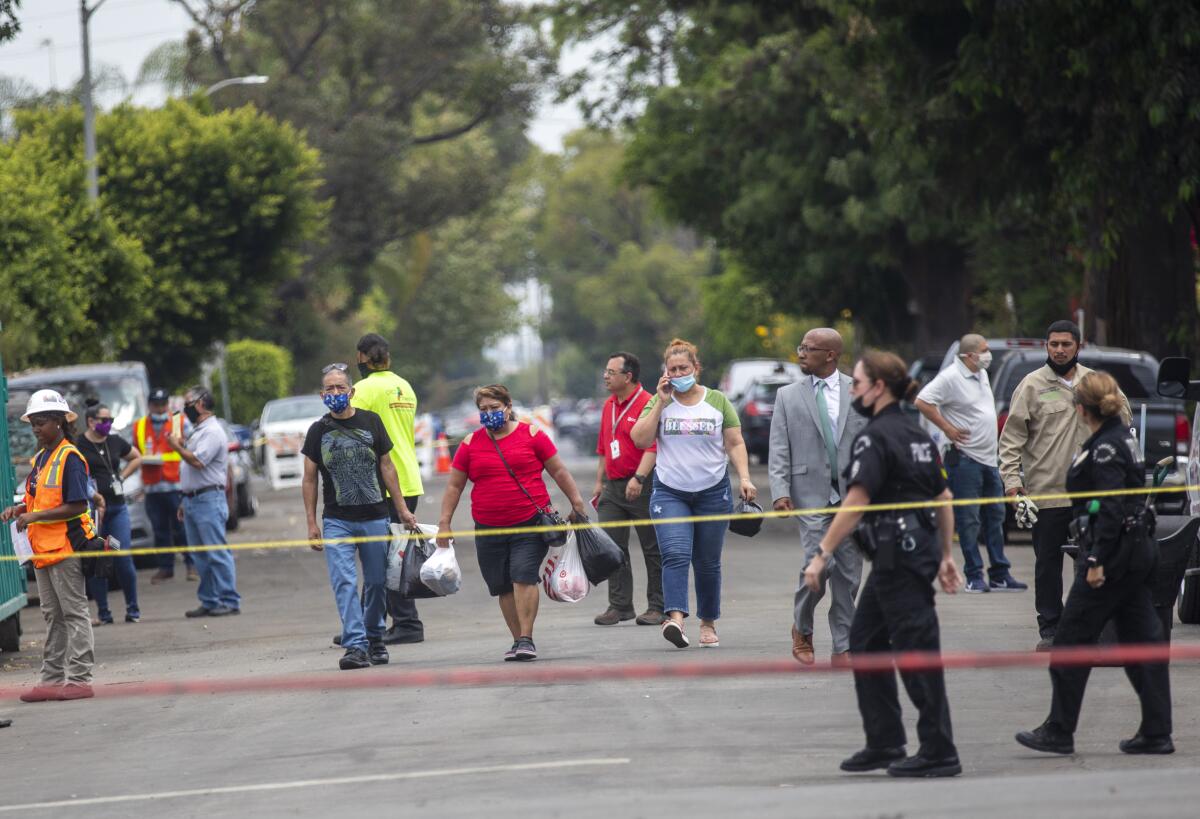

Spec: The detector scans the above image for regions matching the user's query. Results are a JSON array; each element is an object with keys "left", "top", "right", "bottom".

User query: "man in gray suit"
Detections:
[{"left": 768, "top": 328, "right": 867, "bottom": 665}]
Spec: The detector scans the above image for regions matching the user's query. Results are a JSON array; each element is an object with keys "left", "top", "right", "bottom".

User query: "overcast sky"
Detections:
[{"left": 0, "top": 0, "right": 585, "bottom": 151}]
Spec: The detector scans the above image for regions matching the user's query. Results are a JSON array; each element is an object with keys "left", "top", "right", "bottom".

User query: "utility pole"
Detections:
[{"left": 80, "top": 0, "right": 108, "bottom": 204}]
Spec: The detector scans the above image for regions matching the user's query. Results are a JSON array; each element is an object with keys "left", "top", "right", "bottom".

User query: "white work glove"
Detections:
[{"left": 1014, "top": 494, "right": 1039, "bottom": 529}]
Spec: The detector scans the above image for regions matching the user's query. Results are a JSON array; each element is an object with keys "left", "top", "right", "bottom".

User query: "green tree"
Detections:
[
  {"left": 0, "top": 0, "right": 19, "bottom": 44},
  {"left": 212, "top": 339, "right": 294, "bottom": 424},
  {"left": 5, "top": 101, "right": 323, "bottom": 379}
]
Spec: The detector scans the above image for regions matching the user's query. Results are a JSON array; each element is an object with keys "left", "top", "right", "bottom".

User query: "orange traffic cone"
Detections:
[{"left": 435, "top": 433, "right": 452, "bottom": 473}]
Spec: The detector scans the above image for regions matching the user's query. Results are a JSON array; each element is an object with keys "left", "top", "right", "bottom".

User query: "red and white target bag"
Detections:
[{"left": 540, "top": 533, "right": 589, "bottom": 603}]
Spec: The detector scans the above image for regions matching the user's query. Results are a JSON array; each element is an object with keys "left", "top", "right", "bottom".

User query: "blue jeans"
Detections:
[
  {"left": 946, "top": 456, "right": 1011, "bottom": 582},
  {"left": 85, "top": 504, "right": 139, "bottom": 620},
  {"left": 145, "top": 490, "right": 193, "bottom": 570},
  {"left": 182, "top": 491, "right": 240, "bottom": 610},
  {"left": 650, "top": 475, "right": 732, "bottom": 620},
  {"left": 322, "top": 517, "right": 389, "bottom": 651}
]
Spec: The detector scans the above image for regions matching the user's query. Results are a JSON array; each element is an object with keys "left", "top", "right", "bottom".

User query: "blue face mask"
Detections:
[
  {"left": 479, "top": 409, "right": 507, "bottom": 431},
  {"left": 150, "top": 413, "right": 169, "bottom": 424},
  {"left": 670, "top": 374, "right": 696, "bottom": 393},
  {"left": 323, "top": 392, "right": 350, "bottom": 413}
]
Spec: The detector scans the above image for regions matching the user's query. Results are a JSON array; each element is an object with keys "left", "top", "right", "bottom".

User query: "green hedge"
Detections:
[{"left": 213, "top": 340, "right": 294, "bottom": 425}]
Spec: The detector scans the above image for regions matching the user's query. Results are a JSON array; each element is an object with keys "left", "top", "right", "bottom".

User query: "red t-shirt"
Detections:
[
  {"left": 595, "top": 386, "right": 656, "bottom": 479},
  {"left": 452, "top": 422, "right": 558, "bottom": 526}
]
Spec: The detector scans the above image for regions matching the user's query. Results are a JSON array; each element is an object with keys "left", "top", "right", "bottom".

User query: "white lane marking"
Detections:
[{"left": 0, "top": 758, "right": 631, "bottom": 812}]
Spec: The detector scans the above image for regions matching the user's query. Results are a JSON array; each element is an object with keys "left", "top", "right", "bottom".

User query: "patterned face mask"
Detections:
[
  {"left": 479, "top": 409, "right": 506, "bottom": 431},
  {"left": 323, "top": 392, "right": 350, "bottom": 413}
]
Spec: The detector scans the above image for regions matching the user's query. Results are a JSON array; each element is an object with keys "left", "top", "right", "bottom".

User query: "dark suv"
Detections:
[{"left": 992, "top": 347, "right": 1190, "bottom": 513}]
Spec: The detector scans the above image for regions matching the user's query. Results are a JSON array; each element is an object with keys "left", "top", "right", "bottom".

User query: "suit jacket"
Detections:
[{"left": 768, "top": 371, "right": 867, "bottom": 510}]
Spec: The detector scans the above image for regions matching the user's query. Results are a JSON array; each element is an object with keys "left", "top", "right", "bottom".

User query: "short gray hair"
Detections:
[{"left": 959, "top": 333, "right": 986, "bottom": 355}]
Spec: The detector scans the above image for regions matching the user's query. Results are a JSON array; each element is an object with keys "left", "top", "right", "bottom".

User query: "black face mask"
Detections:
[
  {"left": 851, "top": 396, "right": 872, "bottom": 418},
  {"left": 1046, "top": 354, "right": 1078, "bottom": 377},
  {"left": 183, "top": 403, "right": 201, "bottom": 424},
  {"left": 357, "top": 362, "right": 373, "bottom": 379}
]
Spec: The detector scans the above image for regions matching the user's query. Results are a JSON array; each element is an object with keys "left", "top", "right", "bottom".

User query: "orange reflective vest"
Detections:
[
  {"left": 24, "top": 438, "right": 98, "bottom": 570},
  {"left": 134, "top": 414, "right": 182, "bottom": 485}
]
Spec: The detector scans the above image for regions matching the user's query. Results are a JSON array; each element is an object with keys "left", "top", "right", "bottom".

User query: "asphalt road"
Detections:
[{"left": 2, "top": 455, "right": 1199, "bottom": 818}]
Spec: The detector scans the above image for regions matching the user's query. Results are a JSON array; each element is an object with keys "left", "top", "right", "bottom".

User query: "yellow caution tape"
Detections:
[{"left": 1, "top": 483, "right": 1195, "bottom": 563}]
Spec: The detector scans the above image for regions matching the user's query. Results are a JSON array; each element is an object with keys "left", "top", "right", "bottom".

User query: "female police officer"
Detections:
[
  {"left": 804, "top": 350, "right": 964, "bottom": 778},
  {"left": 1016, "top": 371, "right": 1173, "bottom": 756}
]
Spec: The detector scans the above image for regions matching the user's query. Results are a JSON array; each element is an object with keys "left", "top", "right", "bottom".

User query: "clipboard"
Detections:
[{"left": 9, "top": 522, "right": 33, "bottom": 566}]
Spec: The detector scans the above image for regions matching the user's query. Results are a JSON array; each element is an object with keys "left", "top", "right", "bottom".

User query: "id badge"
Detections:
[
  {"left": 609, "top": 439, "right": 621, "bottom": 459},
  {"left": 111, "top": 481, "right": 124, "bottom": 498}
]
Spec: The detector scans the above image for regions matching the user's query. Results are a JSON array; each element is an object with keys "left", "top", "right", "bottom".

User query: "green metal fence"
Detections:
[{"left": 0, "top": 323, "right": 28, "bottom": 639}]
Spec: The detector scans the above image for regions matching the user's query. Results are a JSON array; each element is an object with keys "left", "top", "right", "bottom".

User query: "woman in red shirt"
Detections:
[{"left": 437, "top": 385, "right": 588, "bottom": 662}]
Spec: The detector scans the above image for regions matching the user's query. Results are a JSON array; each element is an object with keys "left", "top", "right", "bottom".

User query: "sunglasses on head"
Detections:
[{"left": 322, "top": 362, "right": 349, "bottom": 374}]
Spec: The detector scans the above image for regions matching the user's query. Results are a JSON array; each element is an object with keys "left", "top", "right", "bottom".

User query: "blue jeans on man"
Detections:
[
  {"left": 946, "top": 455, "right": 1011, "bottom": 583},
  {"left": 145, "top": 490, "right": 193, "bottom": 572},
  {"left": 321, "top": 517, "right": 389, "bottom": 651},
  {"left": 85, "top": 503, "right": 140, "bottom": 622},
  {"left": 182, "top": 491, "right": 240, "bottom": 611},
  {"left": 649, "top": 475, "right": 733, "bottom": 620}
]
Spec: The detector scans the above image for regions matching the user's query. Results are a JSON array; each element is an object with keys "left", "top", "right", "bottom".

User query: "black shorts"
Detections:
[{"left": 474, "top": 514, "right": 548, "bottom": 597}]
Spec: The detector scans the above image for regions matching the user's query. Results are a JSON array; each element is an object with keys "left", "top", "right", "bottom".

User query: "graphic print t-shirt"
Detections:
[
  {"left": 301, "top": 409, "right": 393, "bottom": 522},
  {"left": 640, "top": 388, "right": 739, "bottom": 492}
]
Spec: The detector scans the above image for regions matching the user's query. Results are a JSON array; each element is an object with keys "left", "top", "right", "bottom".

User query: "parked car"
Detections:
[
  {"left": 1154, "top": 357, "right": 1200, "bottom": 624},
  {"left": 735, "top": 374, "right": 798, "bottom": 463},
  {"left": 218, "top": 419, "right": 258, "bottom": 530},
  {"left": 5, "top": 362, "right": 154, "bottom": 566},
  {"left": 991, "top": 347, "right": 1189, "bottom": 514},
  {"left": 253, "top": 395, "right": 326, "bottom": 490},
  {"left": 718, "top": 358, "right": 803, "bottom": 403}
]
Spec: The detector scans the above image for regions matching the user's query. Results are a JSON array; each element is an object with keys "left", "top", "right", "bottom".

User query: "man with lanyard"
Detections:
[
  {"left": 135, "top": 388, "right": 195, "bottom": 583},
  {"left": 350, "top": 333, "right": 425, "bottom": 645},
  {"left": 167, "top": 387, "right": 240, "bottom": 617},
  {"left": 590, "top": 352, "right": 662, "bottom": 626}
]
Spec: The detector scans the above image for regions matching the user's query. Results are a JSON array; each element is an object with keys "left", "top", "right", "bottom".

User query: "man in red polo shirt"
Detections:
[{"left": 590, "top": 352, "right": 663, "bottom": 626}]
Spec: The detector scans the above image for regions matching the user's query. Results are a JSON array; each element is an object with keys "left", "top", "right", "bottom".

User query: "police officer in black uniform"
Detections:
[
  {"left": 1016, "top": 370, "right": 1173, "bottom": 756},
  {"left": 805, "top": 350, "right": 964, "bottom": 778}
]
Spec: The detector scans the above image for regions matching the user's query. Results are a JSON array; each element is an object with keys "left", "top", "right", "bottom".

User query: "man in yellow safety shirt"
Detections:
[{"left": 349, "top": 333, "right": 426, "bottom": 644}]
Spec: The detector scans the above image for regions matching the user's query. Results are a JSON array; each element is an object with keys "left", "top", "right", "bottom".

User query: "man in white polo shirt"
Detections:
[{"left": 916, "top": 334, "right": 1026, "bottom": 594}]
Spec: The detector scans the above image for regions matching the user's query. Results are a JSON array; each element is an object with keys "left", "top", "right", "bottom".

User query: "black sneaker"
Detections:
[
  {"left": 339, "top": 648, "right": 370, "bottom": 670},
  {"left": 1015, "top": 723, "right": 1074, "bottom": 755},
  {"left": 887, "top": 753, "right": 962, "bottom": 778},
  {"left": 503, "top": 641, "right": 519, "bottom": 662},
  {"left": 840, "top": 746, "right": 906, "bottom": 772},
  {"left": 332, "top": 633, "right": 343, "bottom": 647},
  {"left": 125, "top": 612, "right": 140, "bottom": 623},
  {"left": 207, "top": 605, "right": 239, "bottom": 617},
  {"left": 513, "top": 637, "right": 538, "bottom": 661},
  {"left": 381, "top": 627, "right": 424, "bottom": 645},
  {"left": 368, "top": 641, "right": 390, "bottom": 666},
  {"left": 1119, "top": 733, "right": 1174, "bottom": 755},
  {"left": 184, "top": 606, "right": 212, "bottom": 618}
]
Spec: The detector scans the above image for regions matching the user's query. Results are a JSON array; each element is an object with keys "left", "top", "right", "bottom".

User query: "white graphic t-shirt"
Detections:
[{"left": 641, "top": 388, "right": 740, "bottom": 491}]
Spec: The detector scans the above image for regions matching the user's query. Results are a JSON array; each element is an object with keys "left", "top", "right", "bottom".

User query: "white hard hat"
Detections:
[{"left": 21, "top": 389, "right": 78, "bottom": 423}]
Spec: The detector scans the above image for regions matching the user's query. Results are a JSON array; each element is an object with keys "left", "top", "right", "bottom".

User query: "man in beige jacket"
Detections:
[{"left": 999, "top": 320, "right": 1130, "bottom": 650}]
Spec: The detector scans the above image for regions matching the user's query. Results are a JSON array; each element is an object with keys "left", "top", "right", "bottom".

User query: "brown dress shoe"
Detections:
[
  {"left": 636, "top": 609, "right": 666, "bottom": 626},
  {"left": 186, "top": 566, "right": 200, "bottom": 582},
  {"left": 830, "top": 651, "right": 852, "bottom": 668},
  {"left": 19, "top": 685, "right": 63, "bottom": 703},
  {"left": 594, "top": 608, "right": 636, "bottom": 626},
  {"left": 791, "top": 626, "right": 815, "bottom": 665}
]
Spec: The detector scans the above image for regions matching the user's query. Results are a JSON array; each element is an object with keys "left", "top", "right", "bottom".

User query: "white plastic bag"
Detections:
[
  {"left": 385, "top": 523, "right": 442, "bottom": 592},
  {"left": 420, "top": 544, "right": 462, "bottom": 596},
  {"left": 540, "top": 533, "right": 589, "bottom": 603}
]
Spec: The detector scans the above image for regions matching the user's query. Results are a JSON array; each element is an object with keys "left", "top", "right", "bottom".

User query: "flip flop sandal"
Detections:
[
  {"left": 699, "top": 625, "right": 720, "bottom": 648},
  {"left": 662, "top": 620, "right": 689, "bottom": 648}
]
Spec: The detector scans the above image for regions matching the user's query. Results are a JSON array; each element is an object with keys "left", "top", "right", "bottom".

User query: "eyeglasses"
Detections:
[
  {"left": 322, "top": 362, "right": 349, "bottom": 374},
  {"left": 602, "top": 369, "right": 630, "bottom": 377},
  {"left": 797, "top": 345, "right": 832, "bottom": 354}
]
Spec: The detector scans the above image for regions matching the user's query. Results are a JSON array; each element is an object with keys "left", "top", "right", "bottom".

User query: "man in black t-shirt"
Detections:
[
  {"left": 301, "top": 365, "right": 418, "bottom": 671},
  {"left": 79, "top": 402, "right": 143, "bottom": 624}
]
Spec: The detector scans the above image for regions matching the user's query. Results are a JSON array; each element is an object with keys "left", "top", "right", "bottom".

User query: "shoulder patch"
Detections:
[
  {"left": 852, "top": 436, "right": 872, "bottom": 457},
  {"left": 1093, "top": 442, "right": 1117, "bottom": 464}
]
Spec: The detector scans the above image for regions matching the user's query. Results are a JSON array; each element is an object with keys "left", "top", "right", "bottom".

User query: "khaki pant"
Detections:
[
  {"left": 34, "top": 558, "right": 94, "bottom": 685},
  {"left": 599, "top": 477, "right": 662, "bottom": 613}
]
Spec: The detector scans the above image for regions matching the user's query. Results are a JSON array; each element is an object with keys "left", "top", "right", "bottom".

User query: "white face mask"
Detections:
[{"left": 964, "top": 350, "right": 992, "bottom": 370}]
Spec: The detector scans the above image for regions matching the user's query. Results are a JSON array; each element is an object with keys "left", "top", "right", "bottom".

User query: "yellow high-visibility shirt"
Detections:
[{"left": 351, "top": 370, "right": 424, "bottom": 497}]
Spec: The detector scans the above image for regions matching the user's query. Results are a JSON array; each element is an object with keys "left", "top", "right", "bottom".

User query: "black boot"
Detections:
[
  {"left": 886, "top": 753, "right": 962, "bottom": 778},
  {"left": 1119, "top": 733, "right": 1174, "bottom": 755},
  {"left": 1015, "top": 723, "right": 1074, "bottom": 755},
  {"left": 839, "top": 746, "right": 906, "bottom": 772}
]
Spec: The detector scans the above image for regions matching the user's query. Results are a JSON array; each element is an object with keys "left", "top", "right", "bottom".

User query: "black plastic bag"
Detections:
[
  {"left": 576, "top": 522, "right": 624, "bottom": 585},
  {"left": 400, "top": 530, "right": 439, "bottom": 599}
]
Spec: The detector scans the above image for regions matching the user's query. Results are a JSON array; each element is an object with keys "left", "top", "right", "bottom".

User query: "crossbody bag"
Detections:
[{"left": 486, "top": 431, "right": 568, "bottom": 548}]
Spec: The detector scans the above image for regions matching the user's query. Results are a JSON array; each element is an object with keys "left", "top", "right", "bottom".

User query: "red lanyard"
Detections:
[{"left": 610, "top": 388, "right": 643, "bottom": 437}]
